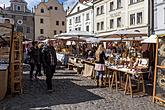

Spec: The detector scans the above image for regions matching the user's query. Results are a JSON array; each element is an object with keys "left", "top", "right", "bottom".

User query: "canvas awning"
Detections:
[
  {"left": 56, "top": 30, "right": 95, "bottom": 38},
  {"left": 97, "top": 30, "right": 147, "bottom": 38},
  {"left": 141, "top": 35, "right": 157, "bottom": 44}
]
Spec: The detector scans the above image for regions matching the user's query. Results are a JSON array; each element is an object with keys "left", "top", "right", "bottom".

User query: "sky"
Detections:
[{"left": 0, "top": 0, "right": 78, "bottom": 10}]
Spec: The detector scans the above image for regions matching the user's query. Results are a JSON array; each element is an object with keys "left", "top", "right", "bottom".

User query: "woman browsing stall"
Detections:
[{"left": 95, "top": 44, "right": 109, "bottom": 87}]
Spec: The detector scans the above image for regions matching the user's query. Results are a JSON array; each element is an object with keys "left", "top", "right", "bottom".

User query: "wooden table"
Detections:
[{"left": 106, "top": 66, "right": 148, "bottom": 97}]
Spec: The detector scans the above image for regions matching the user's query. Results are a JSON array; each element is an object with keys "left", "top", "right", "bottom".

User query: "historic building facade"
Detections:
[
  {"left": 35, "top": 0, "right": 66, "bottom": 40},
  {"left": 154, "top": 0, "right": 165, "bottom": 35},
  {"left": 93, "top": 0, "right": 149, "bottom": 35},
  {"left": 4, "top": 0, "right": 34, "bottom": 40},
  {"left": 66, "top": 0, "right": 94, "bottom": 33}
]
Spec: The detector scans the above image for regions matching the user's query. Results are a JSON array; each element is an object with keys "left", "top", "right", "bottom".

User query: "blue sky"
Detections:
[{"left": 0, "top": 0, "right": 78, "bottom": 10}]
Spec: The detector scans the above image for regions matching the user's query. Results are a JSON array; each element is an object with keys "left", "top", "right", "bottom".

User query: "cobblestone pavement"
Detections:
[{"left": 0, "top": 68, "right": 165, "bottom": 110}]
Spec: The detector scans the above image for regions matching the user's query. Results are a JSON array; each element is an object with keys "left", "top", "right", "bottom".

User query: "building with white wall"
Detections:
[
  {"left": 66, "top": 0, "right": 94, "bottom": 33},
  {"left": 154, "top": 0, "right": 165, "bottom": 35},
  {"left": 93, "top": 0, "right": 149, "bottom": 35}
]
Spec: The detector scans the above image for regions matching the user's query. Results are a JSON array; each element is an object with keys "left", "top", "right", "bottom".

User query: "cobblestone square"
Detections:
[{"left": 0, "top": 69, "right": 164, "bottom": 110}]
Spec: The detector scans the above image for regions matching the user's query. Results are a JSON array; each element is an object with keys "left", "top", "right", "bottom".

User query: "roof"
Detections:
[
  {"left": 67, "top": 1, "right": 92, "bottom": 16},
  {"left": 10, "top": 0, "right": 27, "bottom": 4}
]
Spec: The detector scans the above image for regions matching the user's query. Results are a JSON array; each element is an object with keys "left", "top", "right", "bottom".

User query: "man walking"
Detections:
[
  {"left": 42, "top": 40, "right": 57, "bottom": 92},
  {"left": 29, "top": 41, "right": 40, "bottom": 80}
]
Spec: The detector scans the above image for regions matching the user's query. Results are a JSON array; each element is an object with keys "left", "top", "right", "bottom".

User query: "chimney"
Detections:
[{"left": 3, "top": 4, "right": 5, "bottom": 9}]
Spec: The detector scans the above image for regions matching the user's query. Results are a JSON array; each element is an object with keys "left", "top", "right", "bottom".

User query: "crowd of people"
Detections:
[
  {"left": 24, "top": 40, "right": 153, "bottom": 89},
  {"left": 24, "top": 40, "right": 57, "bottom": 92}
]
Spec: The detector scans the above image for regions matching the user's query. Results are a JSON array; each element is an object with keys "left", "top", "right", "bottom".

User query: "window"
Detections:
[
  {"left": 130, "top": 0, "right": 136, "bottom": 4},
  {"left": 110, "top": 19, "right": 114, "bottom": 29},
  {"left": 17, "top": 26, "right": 23, "bottom": 32},
  {"left": 137, "top": 12, "right": 142, "bottom": 24},
  {"left": 77, "top": 7, "right": 80, "bottom": 12},
  {"left": 78, "top": 27, "right": 81, "bottom": 31},
  {"left": 86, "top": 13, "right": 89, "bottom": 20},
  {"left": 27, "top": 27, "right": 30, "bottom": 33},
  {"left": 117, "top": 17, "right": 121, "bottom": 27},
  {"left": 101, "top": 5, "right": 104, "bottom": 14},
  {"left": 60, "top": 31, "right": 62, "bottom": 33},
  {"left": 56, "top": 21, "right": 59, "bottom": 25},
  {"left": 86, "top": 26, "right": 89, "bottom": 32},
  {"left": 117, "top": 0, "right": 122, "bottom": 9},
  {"left": 40, "top": 18, "right": 44, "bottom": 23},
  {"left": 97, "top": 23, "right": 100, "bottom": 31},
  {"left": 49, "top": 6, "right": 53, "bottom": 10},
  {"left": 41, "top": 9, "right": 44, "bottom": 13},
  {"left": 62, "top": 21, "right": 65, "bottom": 26},
  {"left": 97, "top": 7, "right": 100, "bottom": 15},
  {"left": 75, "top": 16, "right": 81, "bottom": 23},
  {"left": 23, "top": 16, "right": 27, "bottom": 21},
  {"left": 110, "top": 2, "right": 114, "bottom": 11},
  {"left": 55, "top": 7, "right": 58, "bottom": 10},
  {"left": 54, "top": 30, "right": 56, "bottom": 35},
  {"left": 16, "top": 5, "right": 21, "bottom": 11},
  {"left": 130, "top": 14, "right": 135, "bottom": 25},
  {"left": 137, "top": 0, "right": 143, "bottom": 2},
  {"left": 40, "top": 29, "right": 44, "bottom": 34},
  {"left": 164, "top": 8, "right": 165, "bottom": 24},
  {"left": 69, "top": 19, "right": 72, "bottom": 25},
  {"left": 101, "top": 22, "right": 104, "bottom": 30}
]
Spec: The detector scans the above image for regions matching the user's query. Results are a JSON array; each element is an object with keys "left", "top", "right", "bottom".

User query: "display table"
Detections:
[
  {"left": 107, "top": 66, "right": 148, "bottom": 97},
  {"left": 82, "top": 61, "right": 95, "bottom": 78},
  {"left": 0, "top": 64, "right": 8, "bottom": 100}
]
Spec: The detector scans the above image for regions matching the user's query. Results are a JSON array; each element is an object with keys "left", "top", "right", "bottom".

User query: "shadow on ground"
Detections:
[{"left": 0, "top": 71, "right": 104, "bottom": 110}]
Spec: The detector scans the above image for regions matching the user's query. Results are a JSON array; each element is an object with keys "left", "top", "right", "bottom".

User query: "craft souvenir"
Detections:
[
  {"left": 161, "top": 59, "right": 165, "bottom": 66},
  {"left": 157, "top": 69, "right": 165, "bottom": 90},
  {"left": 160, "top": 44, "right": 165, "bottom": 57}
]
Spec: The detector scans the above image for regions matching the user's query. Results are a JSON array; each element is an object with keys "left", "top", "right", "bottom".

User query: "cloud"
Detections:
[{"left": 63, "top": 0, "right": 78, "bottom": 10}]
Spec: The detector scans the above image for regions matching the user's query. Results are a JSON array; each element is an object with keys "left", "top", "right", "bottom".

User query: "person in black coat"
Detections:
[
  {"left": 29, "top": 41, "right": 40, "bottom": 80},
  {"left": 42, "top": 40, "right": 57, "bottom": 92}
]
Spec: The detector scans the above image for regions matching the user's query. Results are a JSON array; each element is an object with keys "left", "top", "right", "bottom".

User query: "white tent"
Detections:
[
  {"left": 97, "top": 30, "right": 147, "bottom": 38},
  {"left": 141, "top": 35, "right": 157, "bottom": 44},
  {"left": 56, "top": 30, "right": 95, "bottom": 38}
]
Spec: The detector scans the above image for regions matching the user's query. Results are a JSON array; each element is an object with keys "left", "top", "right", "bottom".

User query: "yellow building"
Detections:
[{"left": 35, "top": 0, "right": 66, "bottom": 40}]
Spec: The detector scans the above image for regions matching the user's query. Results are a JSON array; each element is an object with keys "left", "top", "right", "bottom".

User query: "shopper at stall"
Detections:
[
  {"left": 38, "top": 43, "right": 44, "bottom": 76},
  {"left": 95, "top": 44, "right": 108, "bottom": 87},
  {"left": 29, "top": 41, "right": 40, "bottom": 80},
  {"left": 42, "top": 40, "right": 57, "bottom": 92}
]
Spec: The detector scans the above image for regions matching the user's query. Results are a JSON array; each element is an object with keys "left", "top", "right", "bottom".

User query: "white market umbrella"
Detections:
[
  {"left": 57, "top": 30, "right": 95, "bottom": 38},
  {"left": 141, "top": 35, "right": 157, "bottom": 44},
  {"left": 85, "top": 37, "right": 100, "bottom": 43},
  {"left": 97, "top": 30, "right": 147, "bottom": 39}
]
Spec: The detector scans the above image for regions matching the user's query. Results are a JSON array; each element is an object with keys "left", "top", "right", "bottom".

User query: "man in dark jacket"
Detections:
[
  {"left": 42, "top": 40, "right": 57, "bottom": 92},
  {"left": 29, "top": 41, "right": 40, "bottom": 80}
]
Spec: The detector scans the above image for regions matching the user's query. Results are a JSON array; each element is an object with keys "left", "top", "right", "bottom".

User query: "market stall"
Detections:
[
  {"left": 0, "top": 18, "right": 23, "bottom": 100},
  {"left": 0, "top": 17, "right": 14, "bottom": 100},
  {"left": 153, "top": 35, "right": 165, "bottom": 106}
]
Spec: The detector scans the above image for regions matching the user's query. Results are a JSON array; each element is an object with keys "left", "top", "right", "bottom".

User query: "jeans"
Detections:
[{"left": 96, "top": 71, "right": 104, "bottom": 81}]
